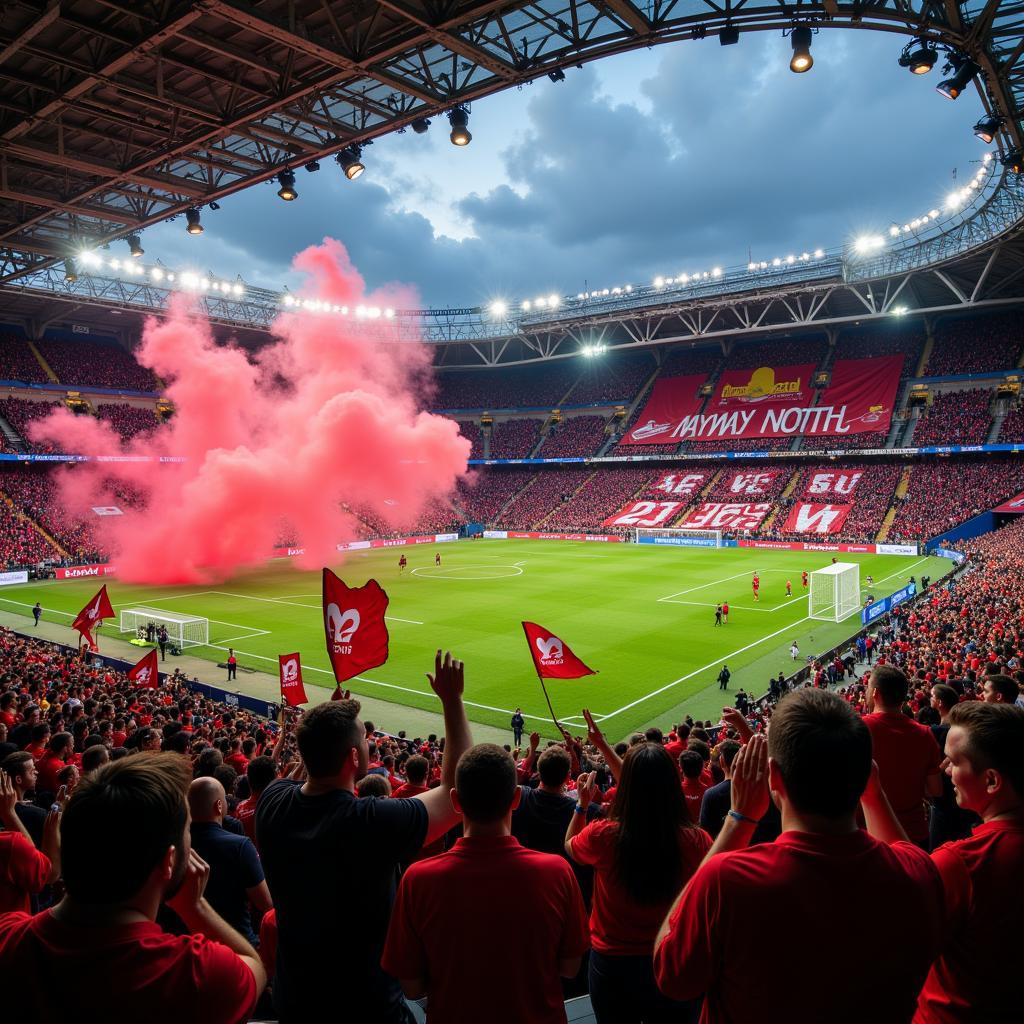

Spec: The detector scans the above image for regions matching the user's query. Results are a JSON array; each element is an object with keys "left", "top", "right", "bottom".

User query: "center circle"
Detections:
[{"left": 411, "top": 564, "right": 524, "bottom": 581}]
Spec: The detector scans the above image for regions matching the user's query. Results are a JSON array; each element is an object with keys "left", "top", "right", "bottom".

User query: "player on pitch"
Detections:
[{"left": 752, "top": 573, "right": 760, "bottom": 603}]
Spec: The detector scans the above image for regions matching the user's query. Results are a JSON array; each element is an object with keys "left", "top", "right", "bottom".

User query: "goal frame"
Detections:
[
  {"left": 634, "top": 527, "right": 722, "bottom": 548},
  {"left": 808, "top": 562, "right": 861, "bottom": 623},
  {"left": 119, "top": 606, "right": 210, "bottom": 649}
]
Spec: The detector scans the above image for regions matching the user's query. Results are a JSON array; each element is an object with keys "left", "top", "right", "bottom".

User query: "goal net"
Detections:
[
  {"left": 119, "top": 607, "right": 210, "bottom": 649},
  {"left": 635, "top": 527, "right": 722, "bottom": 548},
  {"left": 809, "top": 562, "right": 861, "bottom": 623}
]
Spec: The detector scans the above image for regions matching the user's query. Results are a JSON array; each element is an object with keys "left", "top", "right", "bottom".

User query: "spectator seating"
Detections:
[
  {"left": 925, "top": 312, "right": 1022, "bottom": 376},
  {"left": 912, "top": 390, "right": 993, "bottom": 447},
  {"left": 489, "top": 418, "right": 543, "bottom": 459},
  {"left": 725, "top": 336, "right": 828, "bottom": 371},
  {"left": 453, "top": 420, "right": 485, "bottom": 460},
  {"left": 0, "top": 399, "right": 64, "bottom": 452},
  {"left": 800, "top": 430, "right": 889, "bottom": 451},
  {"left": 433, "top": 363, "right": 578, "bottom": 411},
  {"left": 456, "top": 469, "right": 536, "bottom": 523},
  {"left": 95, "top": 404, "right": 160, "bottom": 441},
  {"left": 540, "top": 416, "right": 608, "bottom": 459},
  {"left": 0, "top": 334, "right": 48, "bottom": 383},
  {"left": 567, "top": 352, "right": 655, "bottom": 405},
  {"left": 996, "top": 402, "right": 1024, "bottom": 443},
  {"left": 834, "top": 324, "right": 925, "bottom": 374},
  {"left": 542, "top": 467, "right": 655, "bottom": 532},
  {"left": 497, "top": 469, "right": 592, "bottom": 529},
  {"left": 34, "top": 336, "right": 159, "bottom": 392},
  {"left": 0, "top": 501, "right": 59, "bottom": 567}
]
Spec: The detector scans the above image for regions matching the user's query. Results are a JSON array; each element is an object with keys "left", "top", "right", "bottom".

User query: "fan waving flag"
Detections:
[
  {"left": 128, "top": 648, "right": 159, "bottom": 689},
  {"left": 279, "top": 653, "right": 308, "bottom": 707},
  {"left": 71, "top": 585, "right": 115, "bottom": 649},
  {"left": 322, "top": 569, "right": 390, "bottom": 686},
  {"left": 522, "top": 622, "right": 596, "bottom": 679}
]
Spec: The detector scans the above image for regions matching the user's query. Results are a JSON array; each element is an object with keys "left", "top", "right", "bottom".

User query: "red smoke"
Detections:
[{"left": 32, "top": 239, "right": 469, "bottom": 584}]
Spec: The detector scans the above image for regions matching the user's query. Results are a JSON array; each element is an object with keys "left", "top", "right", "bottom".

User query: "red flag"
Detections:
[
  {"left": 71, "top": 585, "right": 115, "bottom": 648},
  {"left": 521, "top": 621, "right": 596, "bottom": 679},
  {"left": 279, "top": 652, "right": 308, "bottom": 707},
  {"left": 127, "top": 648, "right": 159, "bottom": 689},
  {"left": 322, "top": 569, "right": 390, "bottom": 685}
]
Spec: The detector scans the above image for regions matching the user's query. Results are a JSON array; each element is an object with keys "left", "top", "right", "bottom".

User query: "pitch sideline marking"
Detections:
[
  {"left": 661, "top": 597, "right": 805, "bottom": 613},
  {"left": 657, "top": 567, "right": 788, "bottom": 602},
  {"left": 208, "top": 591, "right": 423, "bottom": 626}
]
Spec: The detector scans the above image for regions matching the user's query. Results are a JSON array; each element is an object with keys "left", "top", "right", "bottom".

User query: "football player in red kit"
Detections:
[
  {"left": 752, "top": 574, "right": 760, "bottom": 602},
  {"left": 802, "top": 570, "right": 809, "bottom": 589},
  {"left": 399, "top": 554, "right": 408, "bottom": 573}
]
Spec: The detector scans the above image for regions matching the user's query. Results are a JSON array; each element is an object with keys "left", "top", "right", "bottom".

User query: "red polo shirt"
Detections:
[
  {"left": 863, "top": 711, "right": 942, "bottom": 843},
  {"left": 0, "top": 833, "right": 50, "bottom": 913},
  {"left": 36, "top": 749, "right": 67, "bottom": 795},
  {"left": 681, "top": 777, "right": 712, "bottom": 825},
  {"left": 654, "top": 830, "right": 944, "bottom": 1023},
  {"left": 0, "top": 912, "right": 258, "bottom": 1022},
  {"left": 235, "top": 794, "right": 259, "bottom": 844},
  {"left": 570, "top": 819, "right": 710, "bottom": 956},
  {"left": 916, "top": 819, "right": 1024, "bottom": 1023},
  {"left": 383, "top": 834, "right": 588, "bottom": 1023}
]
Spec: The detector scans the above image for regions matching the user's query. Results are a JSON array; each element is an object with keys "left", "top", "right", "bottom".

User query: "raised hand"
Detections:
[
  {"left": 729, "top": 733, "right": 769, "bottom": 822},
  {"left": 0, "top": 770, "right": 17, "bottom": 822},
  {"left": 528, "top": 731, "right": 541, "bottom": 750},
  {"left": 166, "top": 849, "right": 212, "bottom": 918},
  {"left": 426, "top": 650, "right": 464, "bottom": 704},
  {"left": 582, "top": 708, "right": 605, "bottom": 748},
  {"left": 720, "top": 706, "right": 753, "bottom": 743},
  {"left": 575, "top": 771, "right": 598, "bottom": 808}
]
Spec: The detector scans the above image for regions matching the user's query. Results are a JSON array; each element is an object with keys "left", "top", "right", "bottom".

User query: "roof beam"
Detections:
[
  {"left": 598, "top": 0, "right": 653, "bottom": 37},
  {"left": 0, "top": 0, "right": 62, "bottom": 67},
  {"left": 0, "top": 186, "right": 141, "bottom": 225}
]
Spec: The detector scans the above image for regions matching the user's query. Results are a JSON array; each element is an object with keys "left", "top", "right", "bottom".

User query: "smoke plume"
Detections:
[{"left": 32, "top": 239, "right": 469, "bottom": 584}]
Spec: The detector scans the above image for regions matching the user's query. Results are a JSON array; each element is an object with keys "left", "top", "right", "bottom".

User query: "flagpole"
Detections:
[{"left": 536, "top": 671, "right": 562, "bottom": 732}]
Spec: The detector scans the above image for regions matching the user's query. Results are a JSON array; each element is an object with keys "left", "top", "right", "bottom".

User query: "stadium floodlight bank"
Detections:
[
  {"left": 635, "top": 527, "right": 722, "bottom": 548},
  {"left": 809, "top": 562, "right": 861, "bottom": 622},
  {"left": 119, "top": 607, "right": 210, "bottom": 649}
]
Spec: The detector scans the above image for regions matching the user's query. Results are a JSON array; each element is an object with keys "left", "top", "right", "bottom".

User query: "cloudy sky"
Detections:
[{"left": 142, "top": 28, "right": 986, "bottom": 308}]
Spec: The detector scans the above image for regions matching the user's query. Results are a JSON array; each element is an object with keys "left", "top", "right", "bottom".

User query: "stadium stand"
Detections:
[
  {"left": 912, "top": 390, "right": 993, "bottom": 447},
  {"left": 488, "top": 418, "right": 543, "bottom": 459},
  {"left": 0, "top": 504, "right": 59, "bottom": 567},
  {"left": 456, "top": 469, "right": 536, "bottom": 522},
  {"left": 539, "top": 415, "right": 608, "bottom": 458},
  {"left": 800, "top": 429, "right": 889, "bottom": 450},
  {"left": 996, "top": 401, "right": 1024, "bottom": 443},
  {"left": 541, "top": 467, "right": 654, "bottom": 531},
  {"left": 497, "top": 468, "right": 592, "bottom": 528},
  {"left": 452, "top": 420, "right": 484, "bottom": 460},
  {"left": 833, "top": 323, "right": 926, "bottom": 372},
  {"left": 657, "top": 347, "right": 723, "bottom": 378},
  {"left": 925, "top": 312, "right": 1023, "bottom": 376},
  {"left": 33, "top": 336, "right": 160, "bottom": 392},
  {"left": 725, "top": 335, "right": 828, "bottom": 370},
  {"left": 0, "top": 398, "right": 64, "bottom": 452},
  {"left": 0, "top": 334, "right": 48, "bottom": 383},
  {"left": 566, "top": 351, "right": 655, "bottom": 405},
  {"left": 433, "top": 362, "right": 578, "bottom": 411},
  {"left": 95, "top": 404, "right": 160, "bottom": 441}
]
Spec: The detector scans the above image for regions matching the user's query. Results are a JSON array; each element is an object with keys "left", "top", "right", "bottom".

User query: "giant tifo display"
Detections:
[{"left": 1, "top": 6, "right": 1023, "bottom": 1023}]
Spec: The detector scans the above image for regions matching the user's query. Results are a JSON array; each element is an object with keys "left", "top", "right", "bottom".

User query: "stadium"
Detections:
[{"left": 0, "top": 2, "right": 1021, "bottom": 1023}]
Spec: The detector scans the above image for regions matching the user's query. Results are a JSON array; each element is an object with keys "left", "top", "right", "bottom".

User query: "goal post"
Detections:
[
  {"left": 634, "top": 527, "right": 722, "bottom": 548},
  {"left": 119, "top": 606, "right": 210, "bottom": 649},
  {"left": 809, "top": 562, "right": 861, "bottom": 623}
]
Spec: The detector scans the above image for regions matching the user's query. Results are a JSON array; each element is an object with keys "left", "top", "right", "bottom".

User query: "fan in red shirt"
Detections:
[
  {"left": 679, "top": 750, "right": 712, "bottom": 825},
  {"left": 0, "top": 769, "right": 57, "bottom": 913},
  {"left": 862, "top": 701, "right": 1024, "bottom": 1024},
  {"left": 654, "top": 690, "right": 944, "bottom": 1024},
  {"left": 863, "top": 666, "right": 944, "bottom": 846},
  {"left": 234, "top": 755, "right": 278, "bottom": 845},
  {"left": 383, "top": 744, "right": 588, "bottom": 1024},
  {"left": 0, "top": 754, "right": 265, "bottom": 1022},
  {"left": 566, "top": 736, "right": 710, "bottom": 1023}
]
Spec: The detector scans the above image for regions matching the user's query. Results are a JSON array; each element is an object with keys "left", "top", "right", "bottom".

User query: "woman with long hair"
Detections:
[{"left": 566, "top": 711, "right": 709, "bottom": 1023}]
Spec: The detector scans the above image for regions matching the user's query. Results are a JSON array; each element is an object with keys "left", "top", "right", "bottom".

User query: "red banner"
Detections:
[
  {"left": 650, "top": 471, "right": 710, "bottom": 497},
  {"left": 682, "top": 502, "right": 771, "bottom": 531},
  {"left": 782, "top": 503, "right": 854, "bottom": 534},
  {"left": 821, "top": 356, "right": 903, "bottom": 436},
  {"left": 505, "top": 531, "right": 624, "bottom": 542},
  {"left": 322, "top": 569, "right": 390, "bottom": 685},
  {"left": 279, "top": 653, "right": 308, "bottom": 706},
  {"left": 55, "top": 564, "right": 115, "bottom": 580},
  {"left": 619, "top": 375, "right": 706, "bottom": 445},
  {"left": 805, "top": 470, "right": 863, "bottom": 497},
  {"left": 522, "top": 621, "right": 596, "bottom": 679},
  {"left": 127, "top": 648, "right": 159, "bottom": 688},
  {"left": 72, "top": 585, "right": 115, "bottom": 648},
  {"left": 993, "top": 490, "right": 1024, "bottom": 513},
  {"left": 602, "top": 500, "right": 685, "bottom": 529},
  {"left": 712, "top": 363, "right": 816, "bottom": 409},
  {"left": 719, "top": 470, "right": 781, "bottom": 497},
  {"left": 738, "top": 539, "right": 876, "bottom": 553}
]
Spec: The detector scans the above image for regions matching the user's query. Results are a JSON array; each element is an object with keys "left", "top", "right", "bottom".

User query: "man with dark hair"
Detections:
[
  {"left": 392, "top": 754, "right": 429, "bottom": 798},
  {"left": 929, "top": 684, "right": 977, "bottom": 848},
  {"left": 864, "top": 665, "right": 944, "bottom": 847},
  {"left": 655, "top": 690, "right": 944, "bottom": 1022},
  {"left": 235, "top": 755, "right": 277, "bottom": 844},
  {"left": 383, "top": 744, "right": 587, "bottom": 1022},
  {"left": 0, "top": 770, "right": 58, "bottom": 913},
  {"left": 981, "top": 673, "right": 1019, "bottom": 705},
  {"left": 0, "top": 753, "right": 264, "bottom": 1017},
  {"left": 35, "top": 732, "right": 73, "bottom": 800},
  {"left": 862, "top": 701, "right": 1024, "bottom": 1022},
  {"left": 510, "top": 707, "right": 525, "bottom": 747},
  {"left": 81, "top": 745, "right": 109, "bottom": 775},
  {"left": 0, "top": 751, "right": 45, "bottom": 846},
  {"left": 8, "top": 705, "right": 38, "bottom": 750},
  {"left": 679, "top": 750, "right": 710, "bottom": 825},
  {"left": 256, "top": 650, "right": 472, "bottom": 1023},
  {"left": 188, "top": 778, "right": 272, "bottom": 946}
]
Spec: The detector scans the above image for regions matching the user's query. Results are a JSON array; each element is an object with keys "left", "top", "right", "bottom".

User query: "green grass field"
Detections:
[{"left": 0, "top": 541, "right": 947, "bottom": 740}]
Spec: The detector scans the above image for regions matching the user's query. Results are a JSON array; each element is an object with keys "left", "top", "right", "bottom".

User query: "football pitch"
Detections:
[{"left": 0, "top": 541, "right": 948, "bottom": 740}]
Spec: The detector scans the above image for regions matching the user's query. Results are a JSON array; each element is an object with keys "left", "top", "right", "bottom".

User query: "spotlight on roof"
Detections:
[
  {"left": 185, "top": 208, "right": 203, "bottom": 235},
  {"left": 853, "top": 235, "right": 886, "bottom": 255},
  {"left": 898, "top": 39, "right": 938, "bottom": 75},
  {"left": 973, "top": 114, "right": 1003, "bottom": 144},
  {"left": 548, "top": 68, "right": 566, "bottom": 83},
  {"left": 64, "top": 259, "right": 78, "bottom": 283},
  {"left": 337, "top": 146, "right": 364, "bottom": 180},
  {"left": 488, "top": 300, "right": 508, "bottom": 318},
  {"left": 411, "top": 118, "right": 431, "bottom": 134},
  {"left": 936, "top": 55, "right": 980, "bottom": 100},
  {"left": 789, "top": 26, "right": 813, "bottom": 73},
  {"left": 276, "top": 169, "right": 298, "bottom": 201},
  {"left": 720, "top": 25, "right": 739, "bottom": 46},
  {"left": 124, "top": 234, "right": 144, "bottom": 259},
  {"left": 1005, "top": 150, "right": 1024, "bottom": 175},
  {"left": 304, "top": 160, "right": 320, "bottom": 173},
  {"left": 448, "top": 106, "right": 471, "bottom": 146}
]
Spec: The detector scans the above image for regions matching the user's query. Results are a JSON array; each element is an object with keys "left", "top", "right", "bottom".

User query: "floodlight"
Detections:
[
  {"left": 720, "top": 26, "right": 739, "bottom": 46},
  {"left": 304, "top": 160, "right": 320, "bottom": 173},
  {"left": 548, "top": 69, "right": 566, "bottom": 83},
  {"left": 898, "top": 40, "right": 938, "bottom": 75},
  {"left": 1005, "top": 151, "right": 1024, "bottom": 175},
  {"left": 411, "top": 118, "right": 431, "bottom": 134},
  {"left": 185, "top": 208, "right": 203, "bottom": 235},
  {"left": 64, "top": 259, "right": 78, "bottom": 283},
  {"left": 337, "top": 146, "right": 364, "bottom": 180},
  {"left": 936, "top": 57, "right": 980, "bottom": 100},
  {"left": 489, "top": 300, "right": 508, "bottom": 318},
  {"left": 790, "top": 26, "right": 813, "bottom": 73},
  {"left": 973, "top": 114, "right": 1002, "bottom": 144},
  {"left": 448, "top": 106, "right": 471, "bottom": 146},
  {"left": 127, "top": 234, "right": 144, "bottom": 258},
  {"left": 277, "top": 170, "right": 298, "bottom": 201}
]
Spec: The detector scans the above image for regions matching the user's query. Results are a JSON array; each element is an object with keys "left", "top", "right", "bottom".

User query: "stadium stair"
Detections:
[
  {"left": 534, "top": 471, "right": 597, "bottom": 529},
  {"left": 27, "top": 340, "right": 59, "bottom": 383},
  {"left": 0, "top": 411, "right": 28, "bottom": 454},
  {"left": 481, "top": 422, "right": 491, "bottom": 459},
  {"left": 491, "top": 473, "right": 538, "bottom": 525},
  {"left": 900, "top": 408, "right": 921, "bottom": 447},
  {"left": 668, "top": 469, "right": 723, "bottom": 526},
  {"left": 915, "top": 328, "right": 934, "bottom": 378},
  {"left": 876, "top": 467, "right": 913, "bottom": 542},
  {"left": 0, "top": 492, "right": 69, "bottom": 559},
  {"left": 987, "top": 405, "right": 1005, "bottom": 443},
  {"left": 780, "top": 469, "right": 803, "bottom": 498}
]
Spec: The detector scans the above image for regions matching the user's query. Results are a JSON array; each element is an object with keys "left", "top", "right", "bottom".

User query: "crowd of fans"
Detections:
[
  {"left": 566, "top": 353, "right": 655, "bottom": 405},
  {"left": 0, "top": 398, "right": 64, "bottom": 453},
  {"left": 996, "top": 400, "right": 1024, "bottom": 443},
  {"left": 833, "top": 323, "right": 924, "bottom": 373},
  {"left": 34, "top": 336, "right": 160, "bottom": 393},
  {"left": 95, "top": 404, "right": 161, "bottom": 441},
  {"left": 0, "top": 504, "right": 58, "bottom": 568},
  {"left": 800, "top": 428, "right": 890, "bottom": 450},
  {"left": 541, "top": 467, "right": 654, "bottom": 533},
  {"left": 912, "top": 389, "right": 993, "bottom": 447},
  {"left": 0, "top": 336, "right": 48, "bottom": 383},
  {"left": 432, "top": 364, "right": 578, "bottom": 411},
  {"left": 453, "top": 421, "right": 485, "bottom": 460},
  {"left": 540, "top": 416, "right": 609, "bottom": 459},
  {"left": 726, "top": 335, "right": 827, "bottom": 370},
  {"left": 456, "top": 469, "right": 536, "bottom": 523},
  {"left": 925, "top": 311, "right": 1022, "bottom": 377},
  {"left": 499, "top": 469, "right": 592, "bottom": 530},
  {"left": 488, "top": 418, "right": 543, "bottom": 459}
]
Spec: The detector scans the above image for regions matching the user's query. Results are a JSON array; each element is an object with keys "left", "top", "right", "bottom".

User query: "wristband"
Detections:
[
  {"left": 574, "top": 804, "right": 586, "bottom": 814},
  {"left": 728, "top": 809, "right": 759, "bottom": 826}
]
